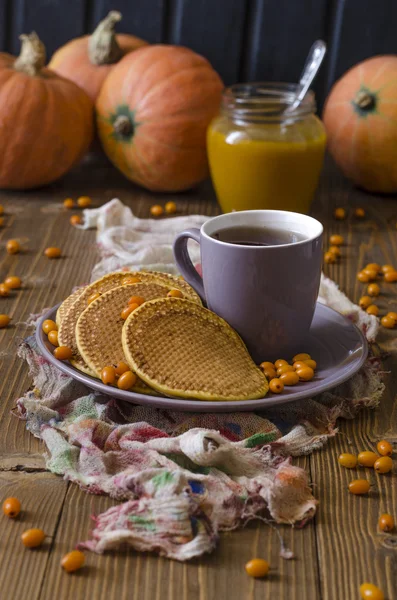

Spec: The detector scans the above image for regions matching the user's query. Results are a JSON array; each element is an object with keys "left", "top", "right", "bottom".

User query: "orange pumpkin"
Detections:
[
  {"left": 49, "top": 11, "right": 147, "bottom": 102},
  {"left": 96, "top": 45, "right": 224, "bottom": 192},
  {"left": 323, "top": 55, "right": 397, "bottom": 193},
  {"left": 0, "top": 33, "right": 93, "bottom": 190}
]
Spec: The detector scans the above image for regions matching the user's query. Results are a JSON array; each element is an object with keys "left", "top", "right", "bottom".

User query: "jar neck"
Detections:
[{"left": 222, "top": 83, "right": 316, "bottom": 125}]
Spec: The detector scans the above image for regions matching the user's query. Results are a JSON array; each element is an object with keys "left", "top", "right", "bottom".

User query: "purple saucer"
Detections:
[{"left": 36, "top": 302, "right": 368, "bottom": 412}]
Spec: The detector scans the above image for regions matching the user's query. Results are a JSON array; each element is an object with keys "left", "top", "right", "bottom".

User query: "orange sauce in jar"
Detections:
[{"left": 207, "top": 83, "right": 326, "bottom": 214}]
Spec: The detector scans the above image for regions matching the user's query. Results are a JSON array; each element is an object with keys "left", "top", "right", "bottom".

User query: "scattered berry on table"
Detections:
[
  {"left": 386, "top": 312, "right": 397, "bottom": 324},
  {"left": 362, "top": 268, "right": 378, "bottom": 281},
  {"left": 44, "top": 247, "right": 62, "bottom": 259},
  {"left": 63, "top": 198, "right": 74, "bottom": 209},
  {"left": 245, "top": 558, "right": 270, "bottom": 578},
  {"left": 0, "top": 283, "right": 10, "bottom": 297},
  {"left": 4, "top": 276, "right": 21, "bottom": 289},
  {"left": 0, "top": 314, "right": 11, "bottom": 328},
  {"left": 165, "top": 201, "right": 177, "bottom": 214},
  {"left": 329, "top": 245, "right": 341, "bottom": 257},
  {"left": 366, "top": 263, "right": 381, "bottom": 273},
  {"left": 381, "top": 315, "right": 395, "bottom": 329},
  {"left": 358, "top": 271, "right": 371, "bottom": 283},
  {"left": 359, "top": 582, "right": 384, "bottom": 600},
  {"left": 354, "top": 207, "right": 366, "bottom": 218},
  {"left": 329, "top": 234, "right": 344, "bottom": 246},
  {"left": 150, "top": 205, "right": 163, "bottom": 217},
  {"left": 70, "top": 215, "right": 82, "bottom": 226},
  {"left": 378, "top": 513, "right": 394, "bottom": 532},
  {"left": 61, "top": 550, "right": 85, "bottom": 573},
  {"left": 21, "top": 528, "right": 45, "bottom": 548},
  {"left": 348, "top": 479, "right": 370, "bottom": 494},
  {"left": 77, "top": 196, "right": 92, "bottom": 208},
  {"left": 359, "top": 296, "right": 372, "bottom": 309},
  {"left": 357, "top": 451, "right": 379, "bottom": 467},
  {"left": 384, "top": 270, "right": 397, "bottom": 282},
  {"left": 381, "top": 264, "right": 395, "bottom": 273},
  {"left": 373, "top": 456, "right": 393, "bottom": 473},
  {"left": 338, "top": 453, "right": 358, "bottom": 468},
  {"left": 54, "top": 346, "right": 73, "bottom": 361},
  {"left": 367, "top": 283, "right": 380, "bottom": 297},
  {"left": 3, "top": 497, "right": 21, "bottom": 518},
  {"left": 334, "top": 207, "right": 346, "bottom": 220},
  {"left": 366, "top": 305, "right": 379, "bottom": 316},
  {"left": 377, "top": 440, "right": 393, "bottom": 456},
  {"left": 6, "top": 239, "right": 21, "bottom": 254},
  {"left": 324, "top": 251, "right": 336, "bottom": 264}
]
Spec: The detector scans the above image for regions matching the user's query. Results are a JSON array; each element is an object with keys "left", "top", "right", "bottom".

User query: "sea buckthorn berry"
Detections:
[
  {"left": 329, "top": 234, "right": 344, "bottom": 246},
  {"left": 334, "top": 207, "right": 346, "bottom": 220},
  {"left": 44, "top": 247, "right": 62, "bottom": 259},
  {"left": 374, "top": 456, "right": 393, "bottom": 473},
  {"left": 77, "top": 196, "right": 92, "bottom": 208},
  {"left": 128, "top": 295, "right": 145, "bottom": 306},
  {"left": 378, "top": 513, "right": 394, "bottom": 532},
  {"left": 338, "top": 453, "right": 358, "bottom": 468},
  {"left": 101, "top": 366, "right": 116, "bottom": 386},
  {"left": 48, "top": 330, "right": 59, "bottom": 346},
  {"left": 279, "top": 371, "right": 299, "bottom": 386},
  {"left": 260, "top": 361, "right": 275, "bottom": 371},
  {"left": 114, "top": 361, "right": 129, "bottom": 377},
  {"left": 386, "top": 311, "right": 397, "bottom": 323},
  {"left": 367, "top": 283, "right": 380, "bottom": 296},
  {"left": 0, "top": 217, "right": 5, "bottom": 226},
  {"left": 366, "top": 304, "right": 379, "bottom": 316},
  {"left": 0, "top": 283, "right": 10, "bottom": 297},
  {"left": 263, "top": 367, "right": 277, "bottom": 381},
  {"left": 3, "top": 497, "right": 21, "bottom": 517},
  {"left": 357, "top": 451, "right": 379, "bottom": 467},
  {"left": 245, "top": 558, "right": 269, "bottom": 578},
  {"left": 4, "top": 276, "right": 21, "bottom": 289},
  {"left": 381, "top": 264, "right": 394, "bottom": 273},
  {"left": 70, "top": 215, "right": 82, "bottom": 226},
  {"left": 42, "top": 319, "right": 57, "bottom": 335},
  {"left": 348, "top": 479, "right": 370, "bottom": 495},
  {"left": 0, "top": 204, "right": 4, "bottom": 215},
  {"left": 0, "top": 314, "right": 11, "bottom": 328},
  {"left": 384, "top": 270, "right": 397, "bottom": 282},
  {"left": 121, "top": 303, "right": 139, "bottom": 320},
  {"left": 377, "top": 440, "right": 393, "bottom": 456},
  {"left": 363, "top": 268, "right": 378, "bottom": 281},
  {"left": 359, "top": 583, "right": 384, "bottom": 600},
  {"left": 324, "top": 251, "right": 336, "bottom": 264},
  {"left": 296, "top": 366, "right": 314, "bottom": 381},
  {"left": 276, "top": 364, "right": 294, "bottom": 376},
  {"left": 381, "top": 316, "right": 395, "bottom": 329},
  {"left": 167, "top": 289, "right": 183, "bottom": 298},
  {"left": 150, "top": 204, "right": 163, "bottom": 217},
  {"left": 366, "top": 263, "right": 381, "bottom": 273},
  {"left": 357, "top": 271, "right": 370, "bottom": 283},
  {"left": 123, "top": 276, "right": 141, "bottom": 285},
  {"left": 303, "top": 359, "right": 317, "bottom": 370},
  {"left": 54, "top": 346, "right": 73, "bottom": 361},
  {"left": 63, "top": 198, "right": 74, "bottom": 209},
  {"left": 359, "top": 296, "right": 372, "bottom": 309},
  {"left": 6, "top": 239, "right": 21, "bottom": 254},
  {"left": 329, "top": 245, "right": 341, "bottom": 257},
  {"left": 355, "top": 207, "right": 366, "bottom": 218},
  {"left": 165, "top": 201, "right": 177, "bottom": 214},
  {"left": 61, "top": 550, "right": 85, "bottom": 573},
  {"left": 21, "top": 528, "right": 45, "bottom": 548},
  {"left": 293, "top": 360, "right": 308, "bottom": 370},
  {"left": 275, "top": 359, "right": 288, "bottom": 369},
  {"left": 117, "top": 370, "right": 137, "bottom": 390},
  {"left": 269, "top": 378, "right": 284, "bottom": 393},
  {"left": 87, "top": 292, "right": 100, "bottom": 305}
]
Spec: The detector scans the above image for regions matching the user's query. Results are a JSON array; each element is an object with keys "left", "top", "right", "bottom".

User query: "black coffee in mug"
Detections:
[{"left": 211, "top": 225, "right": 306, "bottom": 246}]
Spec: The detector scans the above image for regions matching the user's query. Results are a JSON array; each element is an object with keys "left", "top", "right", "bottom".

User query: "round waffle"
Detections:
[
  {"left": 56, "top": 286, "right": 86, "bottom": 327},
  {"left": 58, "top": 271, "right": 200, "bottom": 376},
  {"left": 76, "top": 282, "right": 171, "bottom": 376},
  {"left": 122, "top": 298, "right": 269, "bottom": 401}
]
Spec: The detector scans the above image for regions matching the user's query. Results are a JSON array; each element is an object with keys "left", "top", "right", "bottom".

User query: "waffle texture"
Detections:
[
  {"left": 58, "top": 271, "right": 200, "bottom": 376},
  {"left": 122, "top": 298, "right": 269, "bottom": 401},
  {"left": 56, "top": 286, "right": 86, "bottom": 327}
]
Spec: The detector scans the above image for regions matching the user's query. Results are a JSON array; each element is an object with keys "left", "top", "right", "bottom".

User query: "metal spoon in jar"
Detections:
[{"left": 285, "top": 40, "right": 327, "bottom": 114}]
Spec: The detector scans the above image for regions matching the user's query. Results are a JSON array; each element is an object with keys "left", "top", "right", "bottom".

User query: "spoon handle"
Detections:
[{"left": 287, "top": 40, "right": 327, "bottom": 113}]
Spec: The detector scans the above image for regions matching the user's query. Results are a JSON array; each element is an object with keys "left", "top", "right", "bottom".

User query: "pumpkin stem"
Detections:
[
  {"left": 88, "top": 11, "right": 123, "bottom": 66},
  {"left": 113, "top": 115, "right": 134, "bottom": 138},
  {"left": 354, "top": 89, "right": 376, "bottom": 111},
  {"left": 14, "top": 32, "right": 46, "bottom": 77}
]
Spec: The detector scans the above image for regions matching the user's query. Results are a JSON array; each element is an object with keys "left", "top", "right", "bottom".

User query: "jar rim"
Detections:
[{"left": 222, "top": 82, "right": 316, "bottom": 123}]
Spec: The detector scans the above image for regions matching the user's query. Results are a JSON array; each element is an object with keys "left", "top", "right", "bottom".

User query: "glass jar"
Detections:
[{"left": 207, "top": 83, "right": 326, "bottom": 214}]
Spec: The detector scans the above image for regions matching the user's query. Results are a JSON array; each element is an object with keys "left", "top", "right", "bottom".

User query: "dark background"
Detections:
[{"left": 0, "top": 0, "right": 396, "bottom": 106}]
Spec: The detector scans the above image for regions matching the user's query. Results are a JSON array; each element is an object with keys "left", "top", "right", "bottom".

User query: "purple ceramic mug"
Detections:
[{"left": 173, "top": 210, "right": 323, "bottom": 363}]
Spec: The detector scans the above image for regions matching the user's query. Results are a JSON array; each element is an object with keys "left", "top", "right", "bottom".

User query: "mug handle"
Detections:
[{"left": 173, "top": 228, "right": 205, "bottom": 301}]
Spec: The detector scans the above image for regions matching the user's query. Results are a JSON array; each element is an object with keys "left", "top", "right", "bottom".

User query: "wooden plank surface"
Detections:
[{"left": 0, "top": 157, "right": 395, "bottom": 599}]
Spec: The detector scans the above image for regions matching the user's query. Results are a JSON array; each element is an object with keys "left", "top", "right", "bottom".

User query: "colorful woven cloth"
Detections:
[{"left": 16, "top": 201, "right": 385, "bottom": 561}]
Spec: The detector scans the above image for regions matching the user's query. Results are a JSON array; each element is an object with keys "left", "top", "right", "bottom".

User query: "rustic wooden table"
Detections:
[{"left": 0, "top": 156, "right": 395, "bottom": 600}]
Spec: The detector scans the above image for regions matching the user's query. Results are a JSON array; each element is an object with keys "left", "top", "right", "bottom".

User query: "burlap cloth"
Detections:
[{"left": 16, "top": 200, "right": 384, "bottom": 561}]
